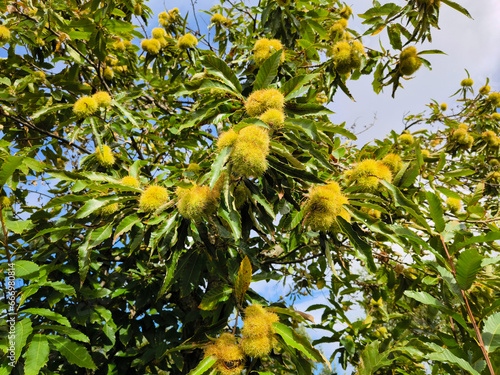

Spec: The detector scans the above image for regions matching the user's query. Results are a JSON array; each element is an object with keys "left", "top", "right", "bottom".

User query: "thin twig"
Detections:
[
  {"left": 1, "top": 111, "right": 91, "bottom": 154},
  {"left": 461, "top": 217, "right": 500, "bottom": 224},
  {"left": 270, "top": 254, "right": 321, "bottom": 265},
  {"left": 19, "top": 12, "right": 111, "bottom": 93},
  {"left": 189, "top": 0, "right": 201, "bottom": 36},
  {"left": 138, "top": 94, "right": 172, "bottom": 114},
  {"left": 232, "top": 309, "right": 239, "bottom": 335}
]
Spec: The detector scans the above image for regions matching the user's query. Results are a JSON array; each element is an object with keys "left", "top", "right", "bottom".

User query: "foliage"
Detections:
[{"left": 0, "top": 0, "right": 499, "bottom": 374}]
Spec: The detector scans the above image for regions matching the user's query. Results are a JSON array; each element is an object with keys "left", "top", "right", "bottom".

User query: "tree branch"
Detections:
[{"left": 1, "top": 111, "right": 91, "bottom": 154}]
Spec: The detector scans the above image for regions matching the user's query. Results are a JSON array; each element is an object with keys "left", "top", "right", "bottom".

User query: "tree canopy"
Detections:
[{"left": 0, "top": 0, "right": 499, "bottom": 374}]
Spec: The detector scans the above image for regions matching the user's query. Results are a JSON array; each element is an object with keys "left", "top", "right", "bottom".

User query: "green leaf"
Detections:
[
  {"left": 453, "top": 231, "right": 500, "bottom": 251},
  {"left": 443, "top": 168, "right": 475, "bottom": 178},
  {"left": 359, "top": 3, "right": 401, "bottom": 18},
  {"left": 387, "top": 24, "right": 402, "bottom": 50},
  {"left": 417, "top": 49, "right": 447, "bottom": 55},
  {"left": 22, "top": 308, "right": 71, "bottom": 327},
  {"left": 274, "top": 335, "right": 313, "bottom": 374},
  {"left": 381, "top": 180, "right": 431, "bottom": 232},
  {"left": 47, "top": 336, "right": 96, "bottom": 369},
  {"left": 113, "top": 100, "right": 140, "bottom": 128},
  {"left": 424, "top": 342, "right": 479, "bottom": 375},
  {"left": 202, "top": 55, "right": 242, "bottom": 93},
  {"left": 405, "top": 290, "right": 469, "bottom": 330},
  {"left": 404, "top": 290, "right": 441, "bottom": 306},
  {"left": 5, "top": 218, "right": 34, "bottom": 234},
  {"left": 435, "top": 266, "right": 463, "bottom": 303},
  {"left": 219, "top": 179, "right": 242, "bottom": 241},
  {"left": 157, "top": 249, "right": 183, "bottom": 300},
  {"left": 357, "top": 341, "right": 392, "bottom": 375},
  {"left": 468, "top": 182, "right": 484, "bottom": 206},
  {"left": 270, "top": 142, "right": 306, "bottom": 169},
  {"left": 113, "top": 214, "right": 141, "bottom": 243},
  {"left": 42, "top": 281, "right": 76, "bottom": 296},
  {"left": 22, "top": 157, "right": 45, "bottom": 173},
  {"left": 286, "top": 118, "right": 319, "bottom": 141},
  {"left": 199, "top": 79, "right": 238, "bottom": 97},
  {"left": 251, "top": 191, "right": 276, "bottom": 220},
  {"left": 14, "top": 260, "right": 39, "bottom": 278},
  {"left": 0, "top": 155, "right": 23, "bottom": 186},
  {"left": 422, "top": 275, "right": 439, "bottom": 285},
  {"left": 198, "top": 284, "right": 233, "bottom": 310},
  {"left": 66, "top": 45, "right": 85, "bottom": 64},
  {"left": 24, "top": 334, "right": 50, "bottom": 375},
  {"left": 102, "top": 323, "right": 116, "bottom": 348},
  {"left": 179, "top": 250, "right": 204, "bottom": 297},
  {"left": 273, "top": 322, "right": 329, "bottom": 366},
  {"left": 209, "top": 147, "right": 231, "bottom": 188},
  {"left": 316, "top": 123, "right": 357, "bottom": 140},
  {"left": 0, "top": 358, "right": 11, "bottom": 375},
  {"left": 89, "top": 224, "right": 113, "bottom": 248},
  {"left": 482, "top": 256, "right": 500, "bottom": 267},
  {"left": 253, "top": 50, "right": 283, "bottom": 91},
  {"left": 78, "top": 231, "right": 92, "bottom": 284},
  {"left": 337, "top": 75, "right": 355, "bottom": 101},
  {"left": 482, "top": 312, "right": 500, "bottom": 353},
  {"left": 285, "top": 133, "right": 333, "bottom": 171},
  {"left": 15, "top": 319, "right": 33, "bottom": 362},
  {"left": 324, "top": 241, "right": 340, "bottom": 280},
  {"left": 426, "top": 191, "right": 445, "bottom": 233},
  {"left": 32, "top": 325, "right": 89, "bottom": 343},
  {"left": 0, "top": 76, "right": 11, "bottom": 85},
  {"left": 31, "top": 103, "right": 72, "bottom": 120},
  {"left": 281, "top": 74, "right": 319, "bottom": 100},
  {"left": 441, "top": 0, "right": 473, "bottom": 18},
  {"left": 285, "top": 102, "right": 333, "bottom": 116},
  {"left": 268, "top": 156, "right": 324, "bottom": 184},
  {"left": 456, "top": 248, "right": 483, "bottom": 290},
  {"left": 436, "top": 186, "right": 461, "bottom": 200},
  {"left": 18, "top": 284, "right": 40, "bottom": 308},
  {"left": 337, "top": 217, "right": 376, "bottom": 273},
  {"left": 75, "top": 199, "right": 105, "bottom": 219},
  {"left": 149, "top": 213, "right": 178, "bottom": 250},
  {"left": 187, "top": 355, "right": 217, "bottom": 375},
  {"left": 67, "top": 30, "right": 93, "bottom": 40}
]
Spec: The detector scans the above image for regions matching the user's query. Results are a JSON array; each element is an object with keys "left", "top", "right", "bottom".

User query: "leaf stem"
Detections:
[{"left": 232, "top": 309, "right": 239, "bottom": 335}]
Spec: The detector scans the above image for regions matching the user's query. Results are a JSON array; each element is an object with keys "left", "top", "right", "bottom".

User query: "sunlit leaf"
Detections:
[
  {"left": 24, "top": 334, "right": 50, "bottom": 375},
  {"left": 234, "top": 256, "right": 252, "bottom": 305}
]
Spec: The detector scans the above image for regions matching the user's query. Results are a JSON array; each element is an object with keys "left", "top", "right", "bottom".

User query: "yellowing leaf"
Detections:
[
  {"left": 371, "top": 25, "right": 386, "bottom": 36},
  {"left": 234, "top": 256, "right": 252, "bottom": 305}
]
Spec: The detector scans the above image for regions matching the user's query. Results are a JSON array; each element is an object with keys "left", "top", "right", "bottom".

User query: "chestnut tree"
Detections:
[{"left": 0, "top": 0, "right": 499, "bottom": 374}]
